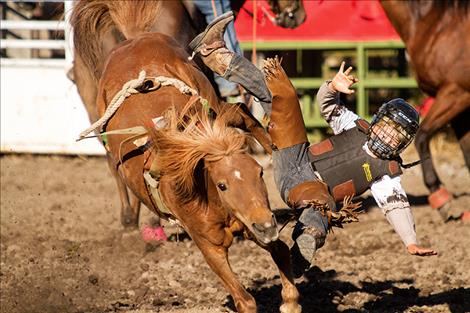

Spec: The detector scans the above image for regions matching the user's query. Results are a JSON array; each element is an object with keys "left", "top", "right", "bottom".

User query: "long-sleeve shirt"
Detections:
[{"left": 316, "top": 81, "right": 417, "bottom": 247}]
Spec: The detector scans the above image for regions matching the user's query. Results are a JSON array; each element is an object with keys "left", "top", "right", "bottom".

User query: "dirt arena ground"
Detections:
[{"left": 1, "top": 133, "right": 469, "bottom": 313}]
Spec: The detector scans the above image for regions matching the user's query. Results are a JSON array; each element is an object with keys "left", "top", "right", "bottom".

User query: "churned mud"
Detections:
[{"left": 1, "top": 134, "right": 469, "bottom": 313}]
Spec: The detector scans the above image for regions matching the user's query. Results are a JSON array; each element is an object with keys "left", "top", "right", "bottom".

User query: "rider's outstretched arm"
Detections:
[
  {"left": 316, "top": 61, "right": 359, "bottom": 134},
  {"left": 371, "top": 175, "right": 437, "bottom": 256}
]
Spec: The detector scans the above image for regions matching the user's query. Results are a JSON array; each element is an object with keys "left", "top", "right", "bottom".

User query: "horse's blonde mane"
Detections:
[
  {"left": 149, "top": 107, "right": 247, "bottom": 201},
  {"left": 71, "top": 0, "right": 162, "bottom": 78}
]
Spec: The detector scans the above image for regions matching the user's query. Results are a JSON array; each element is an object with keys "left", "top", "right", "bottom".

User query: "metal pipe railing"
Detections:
[
  {"left": 1, "top": 1, "right": 73, "bottom": 65},
  {"left": 0, "top": 20, "right": 65, "bottom": 30},
  {"left": 1, "top": 39, "right": 66, "bottom": 49}
]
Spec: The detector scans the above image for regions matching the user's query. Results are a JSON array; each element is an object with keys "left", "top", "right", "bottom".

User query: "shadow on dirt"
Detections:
[{"left": 223, "top": 266, "right": 470, "bottom": 312}]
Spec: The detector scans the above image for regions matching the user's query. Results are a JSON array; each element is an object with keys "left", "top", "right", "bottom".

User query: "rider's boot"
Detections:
[
  {"left": 288, "top": 181, "right": 335, "bottom": 277},
  {"left": 189, "top": 11, "right": 272, "bottom": 109}
]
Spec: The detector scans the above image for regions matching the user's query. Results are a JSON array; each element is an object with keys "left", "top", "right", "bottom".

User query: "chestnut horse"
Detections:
[
  {"left": 89, "top": 28, "right": 301, "bottom": 313},
  {"left": 71, "top": 0, "right": 305, "bottom": 228},
  {"left": 380, "top": 1, "right": 470, "bottom": 214}
]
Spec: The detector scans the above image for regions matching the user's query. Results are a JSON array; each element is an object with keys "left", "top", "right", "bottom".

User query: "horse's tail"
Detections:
[{"left": 71, "top": 0, "right": 161, "bottom": 78}]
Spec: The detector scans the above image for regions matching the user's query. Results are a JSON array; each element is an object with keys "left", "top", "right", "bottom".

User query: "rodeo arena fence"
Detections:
[{"left": 1, "top": 0, "right": 419, "bottom": 155}]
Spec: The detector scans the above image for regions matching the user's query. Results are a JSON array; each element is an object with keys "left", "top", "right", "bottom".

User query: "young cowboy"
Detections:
[{"left": 189, "top": 12, "right": 437, "bottom": 276}]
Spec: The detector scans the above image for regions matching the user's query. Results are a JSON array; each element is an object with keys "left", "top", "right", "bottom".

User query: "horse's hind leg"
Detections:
[
  {"left": 265, "top": 240, "right": 301, "bottom": 313},
  {"left": 451, "top": 107, "right": 470, "bottom": 171},
  {"left": 105, "top": 155, "right": 140, "bottom": 228},
  {"left": 191, "top": 235, "right": 257, "bottom": 313},
  {"left": 415, "top": 86, "right": 470, "bottom": 212}
]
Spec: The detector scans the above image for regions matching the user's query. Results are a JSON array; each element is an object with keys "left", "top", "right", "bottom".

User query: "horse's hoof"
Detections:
[
  {"left": 461, "top": 211, "right": 470, "bottom": 222},
  {"left": 121, "top": 215, "right": 139, "bottom": 229}
]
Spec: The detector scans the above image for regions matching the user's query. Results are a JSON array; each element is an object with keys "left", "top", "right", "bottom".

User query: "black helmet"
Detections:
[{"left": 367, "top": 98, "right": 419, "bottom": 159}]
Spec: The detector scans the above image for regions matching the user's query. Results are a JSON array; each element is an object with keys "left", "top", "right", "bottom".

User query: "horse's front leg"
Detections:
[
  {"left": 191, "top": 234, "right": 257, "bottom": 313},
  {"left": 262, "top": 240, "right": 301, "bottom": 313},
  {"left": 105, "top": 154, "right": 141, "bottom": 228}
]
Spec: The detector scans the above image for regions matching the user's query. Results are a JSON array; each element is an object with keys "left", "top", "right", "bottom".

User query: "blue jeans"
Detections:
[
  {"left": 194, "top": 0, "right": 241, "bottom": 97},
  {"left": 273, "top": 143, "right": 329, "bottom": 238}
]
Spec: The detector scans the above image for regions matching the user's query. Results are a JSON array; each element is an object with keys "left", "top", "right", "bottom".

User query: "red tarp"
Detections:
[{"left": 234, "top": 0, "right": 400, "bottom": 42}]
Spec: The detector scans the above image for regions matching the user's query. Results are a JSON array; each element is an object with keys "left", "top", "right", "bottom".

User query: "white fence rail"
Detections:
[
  {"left": 1, "top": 39, "right": 66, "bottom": 49},
  {"left": 1, "top": 19, "right": 65, "bottom": 30},
  {"left": 1, "top": 1, "right": 104, "bottom": 155}
]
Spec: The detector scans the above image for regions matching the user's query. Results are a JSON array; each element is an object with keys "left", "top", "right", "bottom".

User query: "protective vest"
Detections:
[{"left": 308, "top": 119, "right": 402, "bottom": 202}]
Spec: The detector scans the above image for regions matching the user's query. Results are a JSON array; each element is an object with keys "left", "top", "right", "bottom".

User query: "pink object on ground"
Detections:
[
  {"left": 142, "top": 225, "right": 168, "bottom": 242},
  {"left": 461, "top": 211, "right": 470, "bottom": 222}
]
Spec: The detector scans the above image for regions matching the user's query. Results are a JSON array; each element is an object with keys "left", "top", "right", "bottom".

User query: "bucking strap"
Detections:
[{"left": 143, "top": 169, "right": 173, "bottom": 216}]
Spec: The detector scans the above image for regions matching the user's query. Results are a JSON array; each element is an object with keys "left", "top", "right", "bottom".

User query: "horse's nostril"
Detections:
[
  {"left": 252, "top": 222, "right": 265, "bottom": 233},
  {"left": 253, "top": 218, "right": 277, "bottom": 234},
  {"left": 271, "top": 215, "right": 277, "bottom": 226}
]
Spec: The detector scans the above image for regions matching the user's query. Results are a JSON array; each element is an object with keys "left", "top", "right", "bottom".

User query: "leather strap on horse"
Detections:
[
  {"left": 143, "top": 169, "right": 174, "bottom": 217},
  {"left": 142, "top": 154, "right": 182, "bottom": 226}
]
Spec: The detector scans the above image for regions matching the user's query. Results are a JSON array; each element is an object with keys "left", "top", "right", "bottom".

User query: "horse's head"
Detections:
[
  {"left": 267, "top": 0, "right": 306, "bottom": 29},
  {"left": 151, "top": 107, "right": 278, "bottom": 245},
  {"left": 205, "top": 153, "right": 278, "bottom": 245}
]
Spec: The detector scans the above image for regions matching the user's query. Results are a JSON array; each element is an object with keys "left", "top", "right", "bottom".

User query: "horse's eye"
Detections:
[
  {"left": 260, "top": 170, "right": 264, "bottom": 178},
  {"left": 217, "top": 183, "right": 227, "bottom": 191}
]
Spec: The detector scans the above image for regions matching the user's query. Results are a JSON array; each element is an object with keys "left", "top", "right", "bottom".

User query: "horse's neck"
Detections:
[{"left": 380, "top": 0, "right": 416, "bottom": 44}]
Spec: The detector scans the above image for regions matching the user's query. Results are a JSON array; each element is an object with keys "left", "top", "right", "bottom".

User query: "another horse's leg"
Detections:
[
  {"left": 191, "top": 235, "right": 257, "bottom": 313},
  {"left": 415, "top": 85, "right": 470, "bottom": 213},
  {"left": 451, "top": 107, "right": 470, "bottom": 171},
  {"left": 105, "top": 155, "right": 140, "bottom": 228},
  {"left": 264, "top": 240, "right": 301, "bottom": 313}
]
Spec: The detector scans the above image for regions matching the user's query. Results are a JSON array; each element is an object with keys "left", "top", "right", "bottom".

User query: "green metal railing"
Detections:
[{"left": 240, "top": 40, "right": 418, "bottom": 127}]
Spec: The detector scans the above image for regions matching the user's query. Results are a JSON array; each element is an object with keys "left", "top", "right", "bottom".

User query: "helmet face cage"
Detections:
[
  {"left": 367, "top": 99, "right": 419, "bottom": 159},
  {"left": 368, "top": 116, "right": 413, "bottom": 159}
]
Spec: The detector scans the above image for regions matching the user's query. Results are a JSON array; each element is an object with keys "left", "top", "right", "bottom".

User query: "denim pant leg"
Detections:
[
  {"left": 193, "top": 0, "right": 240, "bottom": 97},
  {"left": 273, "top": 142, "right": 329, "bottom": 237}
]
